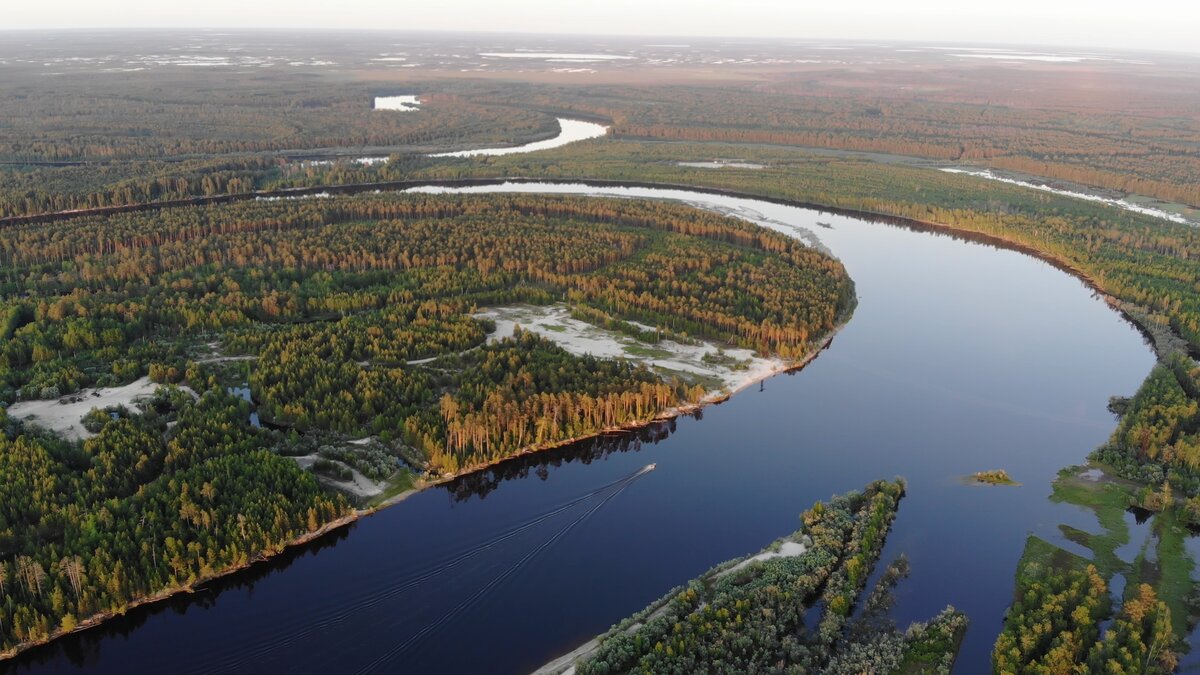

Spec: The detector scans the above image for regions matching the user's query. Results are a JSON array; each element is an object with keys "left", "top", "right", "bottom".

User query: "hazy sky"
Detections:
[{"left": 7, "top": 0, "right": 1200, "bottom": 54}]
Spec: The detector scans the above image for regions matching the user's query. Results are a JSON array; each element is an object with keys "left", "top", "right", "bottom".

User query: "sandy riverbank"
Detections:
[
  {"left": 366, "top": 319, "right": 845, "bottom": 513},
  {"left": 533, "top": 531, "right": 814, "bottom": 674},
  {"left": 476, "top": 303, "right": 797, "bottom": 397},
  {"left": 0, "top": 306, "right": 843, "bottom": 665}
]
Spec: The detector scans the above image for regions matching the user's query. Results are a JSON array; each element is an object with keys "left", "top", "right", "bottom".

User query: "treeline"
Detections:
[
  {"left": 994, "top": 562, "right": 1176, "bottom": 673},
  {"left": 0, "top": 69, "right": 557, "bottom": 163},
  {"left": 5, "top": 70, "right": 1200, "bottom": 221},
  {"left": 0, "top": 156, "right": 278, "bottom": 218},
  {"left": 1094, "top": 355, "right": 1200, "bottom": 497},
  {"left": 398, "top": 140, "right": 1200, "bottom": 357},
  {"left": 467, "top": 82, "right": 1200, "bottom": 207},
  {"left": 403, "top": 331, "right": 705, "bottom": 474},
  {"left": 0, "top": 72, "right": 566, "bottom": 218},
  {"left": 573, "top": 480, "right": 966, "bottom": 674},
  {"left": 0, "top": 388, "right": 351, "bottom": 654}
]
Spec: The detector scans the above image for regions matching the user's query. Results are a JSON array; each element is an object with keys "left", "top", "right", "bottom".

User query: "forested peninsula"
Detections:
[
  {"left": 0, "top": 192, "right": 852, "bottom": 657},
  {"left": 542, "top": 480, "right": 967, "bottom": 675}
]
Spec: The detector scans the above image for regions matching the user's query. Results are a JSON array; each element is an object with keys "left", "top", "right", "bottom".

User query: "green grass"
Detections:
[
  {"left": 1142, "top": 508, "right": 1197, "bottom": 636},
  {"left": 1027, "top": 464, "right": 1200, "bottom": 639},
  {"left": 1015, "top": 535, "right": 1094, "bottom": 588},
  {"left": 622, "top": 343, "right": 674, "bottom": 359},
  {"left": 650, "top": 365, "right": 725, "bottom": 392},
  {"left": 1048, "top": 467, "right": 1134, "bottom": 577},
  {"left": 365, "top": 469, "right": 416, "bottom": 509}
]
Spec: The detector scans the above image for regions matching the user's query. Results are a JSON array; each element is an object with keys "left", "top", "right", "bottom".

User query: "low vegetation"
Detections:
[{"left": 993, "top": 466, "right": 1200, "bottom": 673}]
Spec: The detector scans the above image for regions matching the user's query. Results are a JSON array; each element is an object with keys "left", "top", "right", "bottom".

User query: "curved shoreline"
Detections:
[
  {"left": 366, "top": 319, "right": 847, "bottom": 513},
  {"left": 0, "top": 172, "right": 1177, "bottom": 355},
  {"left": 0, "top": 174, "right": 1171, "bottom": 663},
  {"left": 427, "top": 118, "right": 608, "bottom": 158},
  {"left": 0, "top": 217, "right": 848, "bottom": 664},
  {"left": 0, "top": 175, "right": 1178, "bottom": 355},
  {"left": 0, "top": 325, "right": 843, "bottom": 663}
]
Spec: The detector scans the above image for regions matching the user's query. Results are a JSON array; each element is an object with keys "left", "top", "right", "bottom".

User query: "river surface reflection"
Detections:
[{"left": 4, "top": 183, "right": 1167, "bottom": 674}]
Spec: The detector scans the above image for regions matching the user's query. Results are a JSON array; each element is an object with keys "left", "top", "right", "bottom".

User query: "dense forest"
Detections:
[
  {"left": 1094, "top": 355, "right": 1200, "bottom": 499},
  {"left": 14, "top": 134, "right": 1200, "bottom": 364},
  {"left": 567, "top": 480, "right": 967, "bottom": 674},
  {"left": 995, "top": 555, "right": 1176, "bottom": 672},
  {"left": 0, "top": 69, "right": 560, "bottom": 218},
  {"left": 5, "top": 42, "right": 1200, "bottom": 669},
  {"left": 0, "top": 192, "right": 851, "bottom": 655},
  {"left": 0, "top": 192, "right": 851, "bottom": 474},
  {"left": 0, "top": 388, "right": 352, "bottom": 655},
  {"left": 0, "top": 70, "right": 557, "bottom": 163}
]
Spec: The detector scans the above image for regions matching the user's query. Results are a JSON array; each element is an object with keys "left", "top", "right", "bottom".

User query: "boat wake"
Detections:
[{"left": 186, "top": 465, "right": 655, "bottom": 674}]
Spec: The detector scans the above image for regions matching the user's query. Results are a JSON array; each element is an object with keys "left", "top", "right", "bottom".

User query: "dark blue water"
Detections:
[{"left": 3, "top": 185, "right": 1166, "bottom": 674}]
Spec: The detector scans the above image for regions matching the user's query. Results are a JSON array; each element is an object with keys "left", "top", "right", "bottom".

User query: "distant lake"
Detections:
[
  {"left": 373, "top": 95, "right": 420, "bottom": 112},
  {"left": 6, "top": 184, "right": 1164, "bottom": 675}
]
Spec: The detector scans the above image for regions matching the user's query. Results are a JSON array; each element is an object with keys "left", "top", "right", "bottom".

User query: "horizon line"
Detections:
[{"left": 1, "top": 26, "right": 1198, "bottom": 59}]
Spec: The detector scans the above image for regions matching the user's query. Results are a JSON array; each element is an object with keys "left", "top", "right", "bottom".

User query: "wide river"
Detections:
[{"left": 3, "top": 183, "right": 1170, "bottom": 674}]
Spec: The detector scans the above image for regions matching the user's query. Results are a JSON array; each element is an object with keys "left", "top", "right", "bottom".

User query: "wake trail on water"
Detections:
[
  {"left": 355, "top": 469, "right": 647, "bottom": 674},
  {"left": 195, "top": 467, "right": 650, "bottom": 674}
]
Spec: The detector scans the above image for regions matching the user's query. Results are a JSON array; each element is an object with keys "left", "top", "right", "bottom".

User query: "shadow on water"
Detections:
[
  {"left": 0, "top": 526, "right": 354, "bottom": 674},
  {"left": 1, "top": 415, "right": 684, "bottom": 674},
  {"left": 443, "top": 417, "right": 678, "bottom": 504},
  {"left": 0, "top": 183, "right": 1165, "bottom": 674}
]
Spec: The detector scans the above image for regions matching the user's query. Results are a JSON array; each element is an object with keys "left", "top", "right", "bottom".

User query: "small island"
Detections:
[{"left": 970, "top": 469, "right": 1019, "bottom": 486}]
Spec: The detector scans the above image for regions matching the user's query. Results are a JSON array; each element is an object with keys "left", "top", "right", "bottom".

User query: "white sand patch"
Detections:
[
  {"left": 717, "top": 539, "right": 809, "bottom": 579},
  {"left": 255, "top": 192, "right": 331, "bottom": 202},
  {"left": 475, "top": 304, "right": 787, "bottom": 397},
  {"left": 293, "top": 454, "right": 385, "bottom": 498},
  {"left": 8, "top": 377, "right": 162, "bottom": 441},
  {"left": 196, "top": 354, "right": 257, "bottom": 364}
]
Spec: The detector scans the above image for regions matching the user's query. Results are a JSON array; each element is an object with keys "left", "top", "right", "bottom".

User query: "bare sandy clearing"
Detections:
[
  {"left": 717, "top": 539, "right": 810, "bottom": 578},
  {"left": 8, "top": 377, "right": 162, "bottom": 440},
  {"left": 475, "top": 304, "right": 787, "bottom": 397},
  {"left": 293, "top": 454, "right": 386, "bottom": 499}
]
